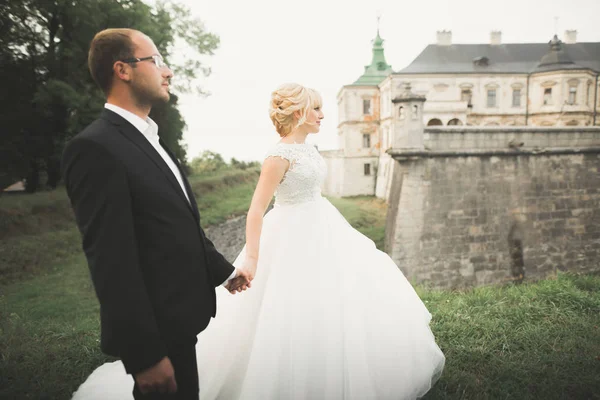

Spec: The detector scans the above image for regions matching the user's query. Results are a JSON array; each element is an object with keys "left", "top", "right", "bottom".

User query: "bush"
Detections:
[{"left": 189, "top": 150, "right": 260, "bottom": 175}]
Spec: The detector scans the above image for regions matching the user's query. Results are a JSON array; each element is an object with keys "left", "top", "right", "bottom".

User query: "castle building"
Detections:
[{"left": 321, "top": 29, "right": 600, "bottom": 198}]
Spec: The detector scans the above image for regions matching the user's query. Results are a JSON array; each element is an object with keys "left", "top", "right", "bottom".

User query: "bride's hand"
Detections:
[{"left": 241, "top": 257, "right": 258, "bottom": 281}]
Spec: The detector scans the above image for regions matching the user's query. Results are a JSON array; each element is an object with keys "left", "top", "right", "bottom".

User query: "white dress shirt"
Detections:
[{"left": 104, "top": 103, "right": 236, "bottom": 284}]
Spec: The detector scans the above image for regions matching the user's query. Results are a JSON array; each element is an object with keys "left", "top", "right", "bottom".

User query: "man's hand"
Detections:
[
  {"left": 134, "top": 356, "right": 177, "bottom": 394},
  {"left": 225, "top": 268, "right": 252, "bottom": 294}
]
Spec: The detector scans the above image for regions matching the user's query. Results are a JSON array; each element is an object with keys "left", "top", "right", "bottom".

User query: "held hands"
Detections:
[
  {"left": 134, "top": 356, "right": 177, "bottom": 395},
  {"left": 225, "top": 257, "right": 257, "bottom": 294}
]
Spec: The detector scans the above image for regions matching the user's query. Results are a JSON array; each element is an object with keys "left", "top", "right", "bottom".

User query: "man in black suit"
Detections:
[{"left": 62, "top": 28, "right": 250, "bottom": 399}]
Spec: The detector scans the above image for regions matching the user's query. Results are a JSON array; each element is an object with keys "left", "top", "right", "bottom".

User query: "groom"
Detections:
[{"left": 62, "top": 29, "right": 250, "bottom": 399}]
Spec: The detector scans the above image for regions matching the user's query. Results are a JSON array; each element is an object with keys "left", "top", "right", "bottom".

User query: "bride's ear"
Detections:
[{"left": 293, "top": 110, "right": 302, "bottom": 120}]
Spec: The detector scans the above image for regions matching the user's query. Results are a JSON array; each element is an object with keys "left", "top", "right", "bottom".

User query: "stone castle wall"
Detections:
[{"left": 386, "top": 127, "right": 600, "bottom": 288}]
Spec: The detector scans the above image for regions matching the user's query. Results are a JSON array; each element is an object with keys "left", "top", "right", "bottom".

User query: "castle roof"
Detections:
[{"left": 396, "top": 38, "right": 600, "bottom": 75}]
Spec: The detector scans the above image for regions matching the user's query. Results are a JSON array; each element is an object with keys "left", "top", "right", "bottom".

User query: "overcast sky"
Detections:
[{"left": 164, "top": 0, "right": 599, "bottom": 162}]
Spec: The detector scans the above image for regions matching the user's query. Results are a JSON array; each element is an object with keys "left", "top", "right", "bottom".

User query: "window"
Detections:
[
  {"left": 512, "top": 89, "right": 521, "bottom": 107},
  {"left": 427, "top": 118, "right": 443, "bottom": 126},
  {"left": 362, "top": 133, "right": 371, "bottom": 148},
  {"left": 568, "top": 86, "right": 577, "bottom": 105},
  {"left": 461, "top": 89, "right": 472, "bottom": 103},
  {"left": 363, "top": 99, "right": 371, "bottom": 115},
  {"left": 398, "top": 106, "right": 405, "bottom": 119},
  {"left": 364, "top": 163, "right": 371, "bottom": 176},
  {"left": 543, "top": 88, "right": 552, "bottom": 105},
  {"left": 587, "top": 81, "right": 592, "bottom": 106},
  {"left": 487, "top": 89, "right": 496, "bottom": 107},
  {"left": 412, "top": 105, "right": 419, "bottom": 119}
]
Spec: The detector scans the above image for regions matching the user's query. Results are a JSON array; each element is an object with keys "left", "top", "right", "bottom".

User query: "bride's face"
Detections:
[{"left": 305, "top": 106, "right": 324, "bottom": 134}]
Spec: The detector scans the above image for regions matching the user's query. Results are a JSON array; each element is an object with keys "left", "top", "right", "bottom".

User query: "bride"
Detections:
[{"left": 72, "top": 83, "right": 445, "bottom": 399}]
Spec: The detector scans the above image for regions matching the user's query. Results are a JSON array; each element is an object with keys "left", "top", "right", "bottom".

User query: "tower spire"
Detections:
[{"left": 351, "top": 20, "right": 393, "bottom": 86}]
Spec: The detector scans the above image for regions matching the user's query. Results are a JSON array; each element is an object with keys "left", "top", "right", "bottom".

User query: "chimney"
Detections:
[
  {"left": 436, "top": 30, "right": 452, "bottom": 46},
  {"left": 490, "top": 30, "right": 502, "bottom": 45},
  {"left": 564, "top": 30, "right": 577, "bottom": 44}
]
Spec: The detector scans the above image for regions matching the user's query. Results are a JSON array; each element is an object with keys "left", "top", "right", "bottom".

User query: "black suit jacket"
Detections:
[{"left": 61, "top": 109, "right": 234, "bottom": 374}]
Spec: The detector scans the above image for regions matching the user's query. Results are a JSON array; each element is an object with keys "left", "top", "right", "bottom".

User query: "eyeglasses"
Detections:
[{"left": 120, "top": 55, "right": 168, "bottom": 69}]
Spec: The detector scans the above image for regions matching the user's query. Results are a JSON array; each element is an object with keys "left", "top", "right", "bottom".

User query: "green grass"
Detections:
[
  {"left": 0, "top": 254, "right": 110, "bottom": 399},
  {"left": 420, "top": 274, "right": 600, "bottom": 400},
  {"left": 0, "top": 190, "right": 75, "bottom": 240},
  {"left": 327, "top": 195, "right": 387, "bottom": 249},
  {"left": 0, "top": 168, "right": 260, "bottom": 286},
  {"left": 2, "top": 187, "right": 600, "bottom": 399}
]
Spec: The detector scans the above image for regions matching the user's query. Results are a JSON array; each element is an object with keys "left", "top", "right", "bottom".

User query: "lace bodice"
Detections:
[{"left": 264, "top": 142, "right": 327, "bottom": 206}]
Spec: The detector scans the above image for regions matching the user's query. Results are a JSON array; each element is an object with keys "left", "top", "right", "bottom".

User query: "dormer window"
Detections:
[{"left": 473, "top": 56, "right": 489, "bottom": 66}]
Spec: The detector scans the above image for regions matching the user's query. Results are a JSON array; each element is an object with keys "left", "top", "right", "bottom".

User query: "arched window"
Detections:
[
  {"left": 543, "top": 88, "right": 553, "bottom": 105},
  {"left": 398, "top": 106, "right": 405, "bottom": 120},
  {"left": 412, "top": 105, "right": 419, "bottom": 119},
  {"left": 448, "top": 118, "right": 463, "bottom": 126},
  {"left": 427, "top": 118, "right": 443, "bottom": 126},
  {"left": 461, "top": 89, "right": 472, "bottom": 103},
  {"left": 568, "top": 87, "right": 577, "bottom": 105}
]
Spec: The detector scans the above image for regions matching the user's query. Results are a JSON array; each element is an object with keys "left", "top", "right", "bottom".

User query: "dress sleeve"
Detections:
[{"left": 264, "top": 144, "right": 297, "bottom": 165}]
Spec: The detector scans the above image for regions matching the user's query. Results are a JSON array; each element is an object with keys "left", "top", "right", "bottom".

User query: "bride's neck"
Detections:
[{"left": 282, "top": 130, "right": 309, "bottom": 144}]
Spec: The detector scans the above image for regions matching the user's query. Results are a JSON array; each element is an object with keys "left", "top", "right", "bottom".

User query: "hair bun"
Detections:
[{"left": 269, "top": 83, "right": 310, "bottom": 137}]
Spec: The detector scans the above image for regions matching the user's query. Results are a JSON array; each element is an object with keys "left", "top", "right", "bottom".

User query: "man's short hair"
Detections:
[{"left": 88, "top": 28, "right": 137, "bottom": 95}]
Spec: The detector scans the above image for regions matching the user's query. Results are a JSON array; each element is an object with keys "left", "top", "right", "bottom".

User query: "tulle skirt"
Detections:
[{"left": 72, "top": 197, "right": 445, "bottom": 400}]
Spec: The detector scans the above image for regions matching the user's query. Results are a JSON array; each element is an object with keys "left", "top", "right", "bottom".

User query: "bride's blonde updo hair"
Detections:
[{"left": 269, "top": 83, "right": 322, "bottom": 137}]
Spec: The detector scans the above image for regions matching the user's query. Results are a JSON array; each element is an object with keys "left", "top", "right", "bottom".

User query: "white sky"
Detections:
[{"left": 167, "top": 0, "right": 599, "bottom": 162}]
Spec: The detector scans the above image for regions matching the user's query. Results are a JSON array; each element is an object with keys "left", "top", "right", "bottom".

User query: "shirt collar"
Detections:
[{"left": 104, "top": 103, "right": 159, "bottom": 142}]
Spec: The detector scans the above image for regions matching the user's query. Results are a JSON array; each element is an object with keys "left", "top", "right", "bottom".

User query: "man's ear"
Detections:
[{"left": 113, "top": 61, "right": 132, "bottom": 83}]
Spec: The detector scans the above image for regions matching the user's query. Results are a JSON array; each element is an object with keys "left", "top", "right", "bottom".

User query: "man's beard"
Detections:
[{"left": 130, "top": 79, "right": 169, "bottom": 107}]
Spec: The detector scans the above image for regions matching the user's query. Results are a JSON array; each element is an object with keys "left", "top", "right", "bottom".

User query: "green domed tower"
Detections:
[{"left": 352, "top": 29, "right": 393, "bottom": 86}]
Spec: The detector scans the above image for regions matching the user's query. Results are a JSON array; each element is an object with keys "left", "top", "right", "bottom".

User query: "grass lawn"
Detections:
[
  {"left": 0, "top": 168, "right": 259, "bottom": 286},
  {"left": 1, "top": 186, "right": 599, "bottom": 399}
]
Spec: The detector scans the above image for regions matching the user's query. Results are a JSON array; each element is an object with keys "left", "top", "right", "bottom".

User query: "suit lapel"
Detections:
[
  {"left": 101, "top": 109, "right": 198, "bottom": 220},
  {"left": 159, "top": 138, "right": 201, "bottom": 221}
]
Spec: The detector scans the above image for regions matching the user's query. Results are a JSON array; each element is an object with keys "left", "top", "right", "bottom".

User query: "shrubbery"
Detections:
[{"left": 189, "top": 150, "right": 260, "bottom": 175}]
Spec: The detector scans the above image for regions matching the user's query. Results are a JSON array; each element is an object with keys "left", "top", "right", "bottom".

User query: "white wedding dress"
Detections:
[{"left": 72, "top": 142, "right": 445, "bottom": 400}]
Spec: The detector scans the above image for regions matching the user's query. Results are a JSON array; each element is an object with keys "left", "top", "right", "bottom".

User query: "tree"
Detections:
[
  {"left": 0, "top": 0, "right": 219, "bottom": 191},
  {"left": 231, "top": 158, "right": 260, "bottom": 170},
  {"left": 190, "top": 150, "right": 228, "bottom": 174}
]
